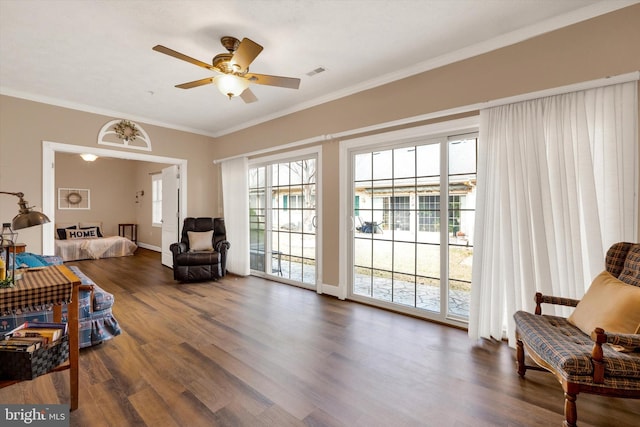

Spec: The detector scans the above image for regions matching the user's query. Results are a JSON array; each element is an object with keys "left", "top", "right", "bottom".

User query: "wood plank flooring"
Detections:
[{"left": 0, "top": 248, "right": 637, "bottom": 426}]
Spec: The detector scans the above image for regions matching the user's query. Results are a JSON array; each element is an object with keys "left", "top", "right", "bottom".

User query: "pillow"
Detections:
[
  {"left": 66, "top": 227, "right": 100, "bottom": 240},
  {"left": 15, "top": 253, "right": 50, "bottom": 268},
  {"left": 187, "top": 230, "right": 214, "bottom": 252},
  {"left": 56, "top": 225, "right": 77, "bottom": 240},
  {"left": 80, "top": 226, "right": 103, "bottom": 237},
  {"left": 79, "top": 222, "right": 104, "bottom": 237},
  {"left": 56, "top": 222, "right": 77, "bottom": 229},
  {"left": 79, "top": 221, "right": 102, "bottom": 229},
  {"left": 567, "top": 270, "right": 640, "bottom": 337}
]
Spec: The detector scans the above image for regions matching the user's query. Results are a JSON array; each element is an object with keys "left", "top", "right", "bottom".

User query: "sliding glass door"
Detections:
[
  {"left": 249, "top": 154, "right": 318, "bottom": 288},
  {"left": 350, "top": 133, "right": 477, "bottom": 324}
]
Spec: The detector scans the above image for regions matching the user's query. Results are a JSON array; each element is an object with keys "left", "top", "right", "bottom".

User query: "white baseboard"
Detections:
[{"left": 137, "top": 242, "right": 161, "bottom": 252}]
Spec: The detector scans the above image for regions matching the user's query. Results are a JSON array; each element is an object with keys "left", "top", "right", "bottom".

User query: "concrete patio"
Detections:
[{"left": 274, "top": 258, "right": 470, "bottom": 318}]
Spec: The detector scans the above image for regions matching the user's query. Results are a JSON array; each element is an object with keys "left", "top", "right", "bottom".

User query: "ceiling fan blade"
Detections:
[
  {"left": 153, "top": 45, "right": 214, "bottom": 71},
  {"left": 245, "top": 73, "right": 300, "bottom": 89},
  {"left": 230, "top": 38, "right": 263, "bottom": 71},
  {"left": 175, "top": 77, "right": 214, "bottom": 89},
  {"left": 240, "top": 88, "right": 258, "bottom": 104}
]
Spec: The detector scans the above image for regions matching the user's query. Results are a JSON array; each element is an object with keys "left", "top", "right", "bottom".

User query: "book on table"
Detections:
[
  {"left": 22, "top": 321, "right": 69, "bottom": 336},
  {"left": 0, "top": 336, "right": 43, "bottom": 352},
  {"left": 0, "top": 321, "right": 67, "bottom": 351},
  {"left": 13, "top": 328, "right": 63, "bottom": 343}
]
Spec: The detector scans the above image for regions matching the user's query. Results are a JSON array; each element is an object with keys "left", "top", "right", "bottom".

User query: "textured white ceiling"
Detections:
[{"left": 0, "top": 0, "right": 632, "bottom": 137}]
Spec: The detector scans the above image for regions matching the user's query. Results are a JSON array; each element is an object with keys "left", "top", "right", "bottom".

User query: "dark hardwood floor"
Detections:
[{"left": 1, "top": 248, "right": 637, "bottom": 426}]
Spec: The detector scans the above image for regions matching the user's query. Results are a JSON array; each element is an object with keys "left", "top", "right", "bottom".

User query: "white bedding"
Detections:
[{"left": 55, "top": 236, "right": 138, "bottom": 261}]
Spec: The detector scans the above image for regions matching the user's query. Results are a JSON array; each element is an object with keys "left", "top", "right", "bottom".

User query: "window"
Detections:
[
  {"left": 418, "top": 195, "right": 439, "bottom": 232},
  {"left": 152, "top": 174, "right": 162, "bottom": 227}
]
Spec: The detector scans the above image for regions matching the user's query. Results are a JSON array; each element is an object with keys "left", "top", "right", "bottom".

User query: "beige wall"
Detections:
[
  {"left": 53, "top": 153, "right": 168, "bottom": 248},
  {"left": 1, "top": 5, "right": 639, "bottom": 287},
  {"left": 55, "top": 153, "right": 136, "bottom": 236},
  {"left": 0, "top": 97, "right": 218, "bottom": 253}
]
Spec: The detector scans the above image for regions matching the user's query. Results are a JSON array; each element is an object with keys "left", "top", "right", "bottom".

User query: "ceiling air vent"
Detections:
[{"left": 306, "top": 67, "right": 326, "bottom": 77}]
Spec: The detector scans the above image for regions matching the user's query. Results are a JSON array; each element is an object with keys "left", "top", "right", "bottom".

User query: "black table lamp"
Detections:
[{"left": 1, "top": 191, "right": 51, "bottom": 285}]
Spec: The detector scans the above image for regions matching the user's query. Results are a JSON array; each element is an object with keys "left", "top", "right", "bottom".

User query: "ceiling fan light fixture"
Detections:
[
  {"left": 214, "top": 74, "right": 249, "bottom": 99},
  {"left": 153, "top": 36, "right": 300, "bottom": 104}
]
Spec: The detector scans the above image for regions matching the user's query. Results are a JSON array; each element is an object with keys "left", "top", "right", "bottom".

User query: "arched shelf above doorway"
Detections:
[{"left": 98, "top": 119, "right": 152, "bottom": 151}]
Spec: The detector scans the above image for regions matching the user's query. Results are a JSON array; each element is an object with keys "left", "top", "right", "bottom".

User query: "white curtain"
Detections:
[
  {"left": 469, "top": 81, "right": 638, "bottom": 346},
  {"left": 221, "top": 157, "right": 250, "bottom": 276}
]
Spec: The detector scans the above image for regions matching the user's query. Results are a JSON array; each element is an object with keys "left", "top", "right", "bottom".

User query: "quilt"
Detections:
[{"left": 54, "top": 236, "right": 137, "bottom": 261}]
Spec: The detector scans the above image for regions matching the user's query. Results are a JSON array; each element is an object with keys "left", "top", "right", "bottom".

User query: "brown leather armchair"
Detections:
[{"left": 170, "top": 217, "right": 230, "bottom": 282}]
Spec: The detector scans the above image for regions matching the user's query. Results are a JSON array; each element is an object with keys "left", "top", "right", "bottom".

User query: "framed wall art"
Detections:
[{"left": 58, "top": 188, "right": 91, "bottom": 210}]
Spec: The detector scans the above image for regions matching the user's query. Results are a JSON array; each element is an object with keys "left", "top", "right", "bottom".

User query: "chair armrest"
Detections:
[
  {"left": 588, "top": 328, "right": 640, "bottom": 384},
  {"left": 78, "top": 284, "right": 95, "bottom": 314},
  {"left": 170, "top": 242, "right": 187, "bottom": 255},
  {"left": 534, "top": 292, "right": 580, "bottom": 315},
  {"left": 590, "top": 327, "right": 607, "bottom": 383},
  {"left": 597, "top": 330, "right": 640, "bottom": 349},
  {"left": 214, "top": 240, "right": 230, "bottom": 253}
]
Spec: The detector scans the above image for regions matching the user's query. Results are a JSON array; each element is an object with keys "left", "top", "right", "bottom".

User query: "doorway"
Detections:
[
  {"left": 349, "top": 134, "right": 477, "bottom": 325},
  {"left": 161, "top": 165, "right": 180, "bottom": 267},
  {"left": 338, "top": 116, "right": 479, "bottom": 327},
  {"left": 41, "top": 141, "right": 188, "bottom": 258}
]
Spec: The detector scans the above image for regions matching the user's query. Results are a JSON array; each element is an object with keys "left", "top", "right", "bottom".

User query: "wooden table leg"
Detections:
[
  {"left": 52, "top": 305, "right": 62, "bottom": 323},
  {"left": 68, "top": 282, "right": 79, "bottom": 410}
]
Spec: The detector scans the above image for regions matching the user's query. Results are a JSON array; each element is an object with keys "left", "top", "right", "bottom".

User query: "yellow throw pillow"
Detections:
[
  {"left": 187, "top": 230, "right": 214, "bottom": 252},
  {"left": 568, "top": 270, "right": 640, "bottom": 336}
]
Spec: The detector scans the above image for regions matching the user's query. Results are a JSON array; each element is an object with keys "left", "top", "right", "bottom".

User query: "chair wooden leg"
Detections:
[
  {"left": 563, "top": 392, "right": 578, "bottom": 427},
  {"left": 516, "top": 339, "right": 527, "bottom": 377}
]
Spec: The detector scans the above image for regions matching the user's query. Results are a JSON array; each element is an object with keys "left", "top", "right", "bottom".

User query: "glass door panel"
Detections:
[
  {"left": 447, "top": 136, "right": 476, "bottom": 319},
  {"left": 249, "top": 167, "right": 266, "bottom": 272},
  {"left": 250, "top": 156, "right": 317, "bottom": 288},
  {"left": 351, "top": 133, "right": 477, "bottom": 323}
]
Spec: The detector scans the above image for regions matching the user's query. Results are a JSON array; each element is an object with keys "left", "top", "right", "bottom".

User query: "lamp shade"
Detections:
[
  {"left": 80, "top": 153, "right": 98, "bottom": 162},
  {"left": 12, "top": 210, "right": 50, "bottom": 230},
  {"left": 214, "top": 74, "right": 249, "bottom": 98}
]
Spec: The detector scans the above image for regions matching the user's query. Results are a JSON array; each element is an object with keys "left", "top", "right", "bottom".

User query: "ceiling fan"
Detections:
[{"left": 153, "top": 36, "right": 301, "bottom": 103}]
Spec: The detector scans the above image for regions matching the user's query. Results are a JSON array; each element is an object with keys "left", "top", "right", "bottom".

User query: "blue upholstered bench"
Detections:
[
  {"left": 0, "top": 257, "right": 121, "bottom": 349},
  {"left": 514, "top": 242, "right": 640, "bottom": 427}
]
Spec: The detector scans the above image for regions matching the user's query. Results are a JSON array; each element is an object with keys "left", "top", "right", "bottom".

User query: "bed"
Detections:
[{"left": 54, "top": 222, "right": 138, "bottom": 261}]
